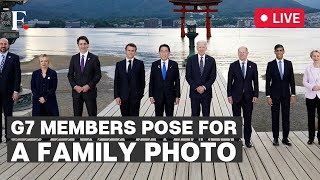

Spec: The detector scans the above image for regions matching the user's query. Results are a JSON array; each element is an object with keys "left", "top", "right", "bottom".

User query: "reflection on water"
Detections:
[{"left": 11, "top": 28, "right": 320, "bottom": 76}]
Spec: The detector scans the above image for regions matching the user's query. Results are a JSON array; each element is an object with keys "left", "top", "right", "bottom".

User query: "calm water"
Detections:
[{"left": 10, "top": 28, "right": 320, "bottom": 77}]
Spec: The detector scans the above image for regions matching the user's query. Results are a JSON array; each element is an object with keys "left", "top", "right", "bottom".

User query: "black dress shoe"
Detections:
[
  {"left": 245, "top": 142, "right": 252, "bottom": 148},
  {"left": 282, "top": 139, "right": 292, "bottom": 146},
  {"left": 307, "top": 140, "right": 313, "bottom": 145},
  {"left": 273, "top": 139, "right": 279, "bottom": 146}
]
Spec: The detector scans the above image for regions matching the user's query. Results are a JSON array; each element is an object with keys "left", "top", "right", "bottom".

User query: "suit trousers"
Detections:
[
  {"left": 0, "top": 91, "right": 13, "bottom": 141},
  {"left": 73, "top": 95, "right": 97, "bottom": 116},
  {"left": 120, "top": 97, "right": 141, "bottom": 116},
  {"left": 120, "top": 96, "right": 141, "bottom": 141},
  {"left": 155, "top": 96, "right": 174, "bottom": 141},
  {"left": 271, "top": 97, "right": 290, "bottom": 140},
  {"left": 154, "top": 96, "right": 174, "bottom": 116},
  {"left": 191, "top": 97, "right": 211, "bottom": 141},
  {"left": 306, "top": 96, "right": 320, "bottom": 141},
  {"left": 191, "top": 97, "right": 211, "bottom": 116},
  {"left": 232, "top": 95, "right": 253, "bottom": 143}
]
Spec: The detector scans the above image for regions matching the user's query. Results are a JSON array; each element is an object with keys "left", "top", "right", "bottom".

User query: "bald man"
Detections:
[
  {"left": 227, "top": 46, "right": 259, "bottom": 148},
  {"left": 186, "top": 40, "right": 217, "bottom": 141},
  {"left": 0, "top": 38, "right": 21, "bottom": 143}
]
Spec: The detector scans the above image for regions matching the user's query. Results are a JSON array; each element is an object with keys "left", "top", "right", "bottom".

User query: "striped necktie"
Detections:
[{"left": 0, "top": 55, "right": 6, "bottom": 73}]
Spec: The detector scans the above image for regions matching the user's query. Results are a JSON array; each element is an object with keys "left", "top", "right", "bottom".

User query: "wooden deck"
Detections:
[{"left": 0, "top": 69, "right": 320, "bottom": 179}]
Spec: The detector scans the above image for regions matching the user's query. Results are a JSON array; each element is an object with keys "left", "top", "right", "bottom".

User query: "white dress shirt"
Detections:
[
  {"left": 161, "top": 59, "right": 169, "bottom": 71},
  {"left": 198, "top": 54, "right": 206, "bottom": 67},
  {"left": 0, "top": 51, "right": 8, "bottom": 67},
  {"left": 276, "top": 58, "right": 284, "bottom": 75},
  {"left": 80, "top": 51, "right": 89, "bottom": 66},
  {"left": 126, "top": 57, "right": 134, "bottom": 72},
  {"left": 239, "top": 59, "right": 248, "bottom": 78}
]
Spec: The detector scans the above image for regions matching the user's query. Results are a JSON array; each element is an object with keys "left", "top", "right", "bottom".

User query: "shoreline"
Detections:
[{"left": 20, "top": 54, "right": 121, "bottom": 73}]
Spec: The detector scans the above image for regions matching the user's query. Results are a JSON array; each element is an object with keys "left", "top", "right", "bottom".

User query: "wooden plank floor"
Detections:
[{"left": 0, "top": 69, "right": 319, "bottom": 180}]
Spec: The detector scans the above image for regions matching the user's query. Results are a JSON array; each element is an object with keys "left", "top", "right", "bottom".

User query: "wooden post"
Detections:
[
  {"left": 206, "top": 5, "right": 211, "bottom": 38},
  {"left": 181, "top": 5, "right": 186, "bottom": 38}
]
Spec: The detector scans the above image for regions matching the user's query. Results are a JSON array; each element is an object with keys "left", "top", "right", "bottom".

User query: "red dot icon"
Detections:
[{"left": 23, "top": 25, "right": 29, "bottom": 30}]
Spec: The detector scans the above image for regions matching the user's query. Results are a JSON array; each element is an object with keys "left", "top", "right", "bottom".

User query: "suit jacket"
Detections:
[
  {"left": 149, "top": 59, "right": 181, "bottom": 103},
  {"left": 31, "top": 68, "right": 59, "bottom": 116},
  {"left": 266, "top": 59, "right": 295, "bottom": 99},
  {"left": 67, "top": 52, "right": 101, "bottom": 99},
  {"left": 114, "top": 58, "right": 145, "bottom": 101},
  {"left": 0, "top": 52, "right": 21, "bottom": 95},
  {"left": 227, "top": 60, "right": 259, "bottom": 103},
  {"left": 186, "top": 54, "right": 216, "bottom": 98},
  {"left": 303, "top": 64, "right": 320, "bottom": 99}
]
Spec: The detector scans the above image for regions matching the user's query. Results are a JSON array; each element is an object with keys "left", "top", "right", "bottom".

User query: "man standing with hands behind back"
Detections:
[
  {"left": 186, "top": 40, "right": 216, "bottom": 141},
  {"left": 0, "top": 38, "right": 21, "bottom": 143},
  {"left": 266, "top": 44, "right": 295, "bottom": 146},
  {"left": 68, "top": 36, "right": 101, "bottom": 141},
  {"left": 227, "top": 46, "right": 259, "bottom": 148}
]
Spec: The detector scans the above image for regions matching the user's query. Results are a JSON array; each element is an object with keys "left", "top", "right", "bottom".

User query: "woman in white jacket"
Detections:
[{"left": 303, "top": 50, "right": 320, "bottom": 145}]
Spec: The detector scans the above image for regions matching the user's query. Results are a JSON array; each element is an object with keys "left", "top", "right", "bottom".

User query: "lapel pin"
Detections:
[
  {"left": 48, "top": 77, "right": 50, "bottom": 79},
  {"left": 170, "top": 66, "right": 172, "bottom": 69},
  {"left": 249, "top": 65, "right": 251, "bottom": 68},
  {"left": 158, "top": 65, "right": 160, "bottom": 68},
  {"left": 8, "top": 56, "right": 11, "bottom": 59},
  {"left": 88, "top": 57, "right": 90, "bottom": 61}
]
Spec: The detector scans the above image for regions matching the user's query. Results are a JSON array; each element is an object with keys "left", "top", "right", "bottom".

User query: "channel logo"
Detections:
[
  {"left": 0, "top": 10, "right": 28, "bottom": 30},
  {"left": 254, "top": 8, "right": 304, "bottom": 28}
]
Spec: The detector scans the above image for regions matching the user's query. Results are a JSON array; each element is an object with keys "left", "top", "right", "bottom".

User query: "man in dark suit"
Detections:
[
  {"left": 186, "top": 40, "right": 216, "bottom": 141},
  {"left": 114, "top": 43, "right": 145, "bottom": 141},
  {"left": 266, "top": 44, "right": 295, "bottom": 146},
  {"left": 68, "top": 36, "right": 101, "bottom": 141},
  {"left": 149, "top": 44, "right": 180, "bottom": 141},
  {"left": 0, "top": 38, "right": 21, "bottom": 143},
  {"left": 227, "top": 47, "right": 259, "bottom": 148}
]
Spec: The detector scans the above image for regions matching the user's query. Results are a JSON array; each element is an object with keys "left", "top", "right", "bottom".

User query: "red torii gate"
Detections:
[{"left": 169, "top": 0, "right": 223, "bottom": 38}]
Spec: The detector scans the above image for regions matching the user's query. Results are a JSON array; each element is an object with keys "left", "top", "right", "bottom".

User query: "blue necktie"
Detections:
[
  {"left": 0, "top": 55, "right": 5, "bottom": 73},
  {"left": 241, "top": 62, "right": 245, "bottom": 78},
  {"left": 279, "top": 61, "right": 283, "bottom": 80},
  {"left": 162, "top": 62, "right": 167, "bottom": 80},
  {"left": 80, "top": 55, "right": 85, "bottom": 72}
]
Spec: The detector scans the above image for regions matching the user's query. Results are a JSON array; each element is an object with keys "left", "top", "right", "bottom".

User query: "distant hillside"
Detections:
[
  {"left": 295, "top": 0, "right": 320, "bottom": 9},
  {"left": 14, "top": 0, "right": 319, "bottom": 20}
]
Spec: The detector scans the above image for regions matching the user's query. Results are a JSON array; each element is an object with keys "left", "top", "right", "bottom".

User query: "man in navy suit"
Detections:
[
  {"left": 114, "top": 43, "right": 145, "bottom": 141},
  {"left": 186, "top": 40, "right": 216, "bottom": 141},
  {"left": 227, "top": 47, "right": 259, "bottom": 148},
  {"left": 149, "top": 44, "right": 180, "bottom": 141},
  {"left": 68, "top": 36, "right": 101, "bottom": 141},
  {"left": 266, "top": 44, "right": 296, "bottom": 146},
  {"left": 0, "top": 38, "right": 21, "bottom": 143}
]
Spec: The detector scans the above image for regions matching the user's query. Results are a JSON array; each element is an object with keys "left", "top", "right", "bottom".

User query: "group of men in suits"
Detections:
[
  {"left": 227, "top": 44, "right": 295, "bottom": 147},
  {"left": 0, "top": 35, "right": 296, "bottom": 147},
  {"left": 114, "top": 41, "right": 296, "bottom": 148}
]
